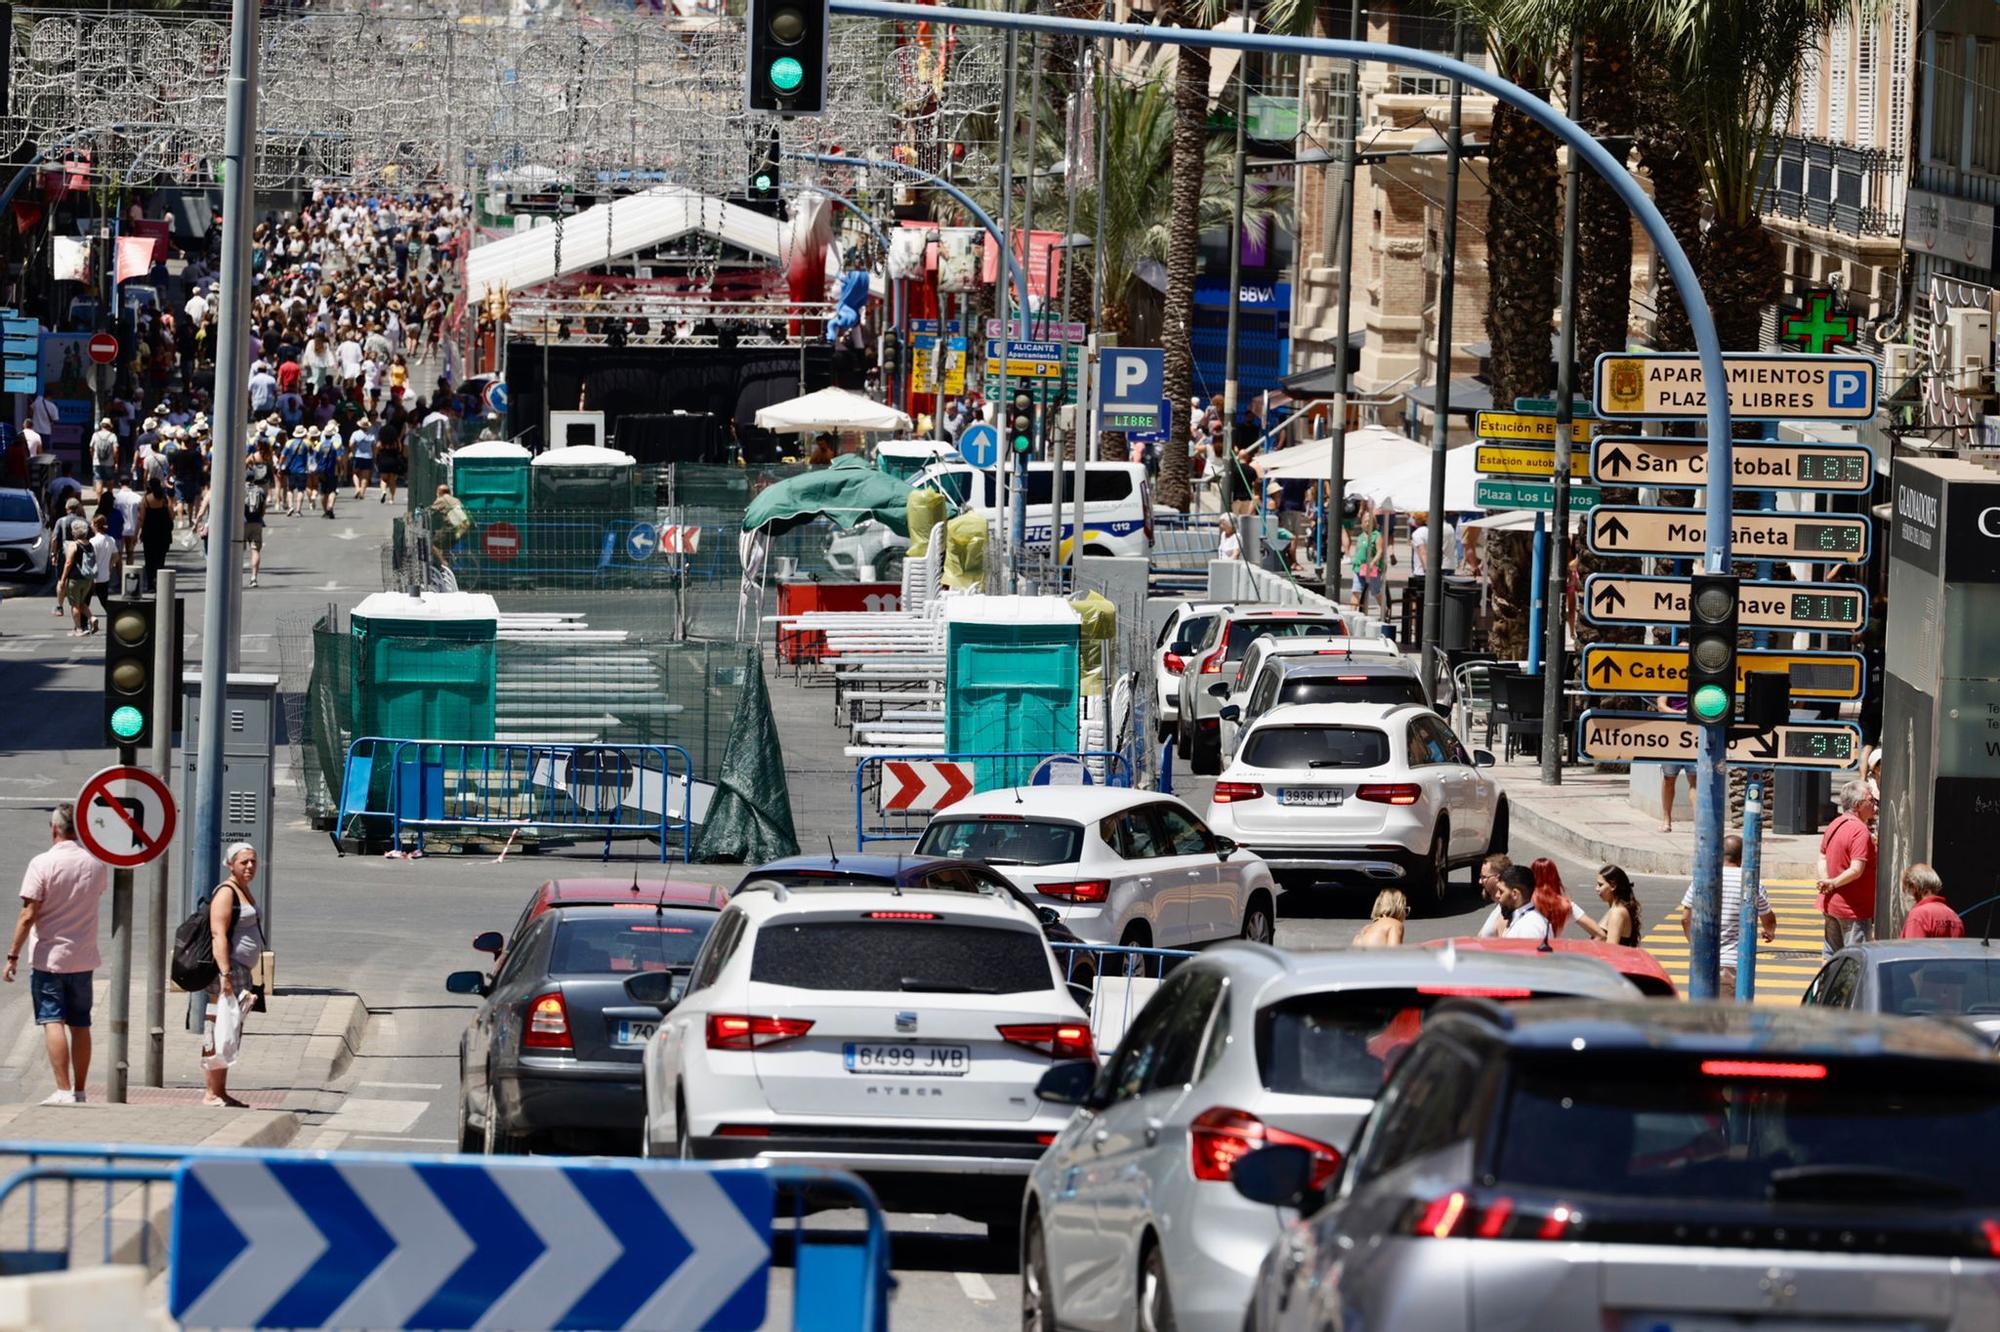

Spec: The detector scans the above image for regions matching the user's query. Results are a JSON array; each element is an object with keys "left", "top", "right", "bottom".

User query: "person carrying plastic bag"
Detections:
[{"left": 201, "top": 844, "right": 267, "bottom": 1106}]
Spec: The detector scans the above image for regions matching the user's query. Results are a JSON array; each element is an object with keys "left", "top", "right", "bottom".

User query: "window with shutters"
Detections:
[
  {"left": 1855, "top": 21, "right": 1876, "bottom": 151},
  {"left": 1799, "top": 47, "right": 1821, "bottom": 138},
  {"left": 1827, "top": 16, "right": 1848, "bottom": 142},
  {"left": 1889, "top": 7, "right": 1912, "bottom": 161},
  {"left": 1975, "top": 41, "right": 2000, "bottom": 175},
  {"left": 1929, "top": 33, "right": 1965, "bottom": 167}
]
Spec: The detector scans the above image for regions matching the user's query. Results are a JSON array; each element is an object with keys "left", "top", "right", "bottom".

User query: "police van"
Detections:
[{"left": 912, "top": 459, "right": 1154, "bottom": 561}]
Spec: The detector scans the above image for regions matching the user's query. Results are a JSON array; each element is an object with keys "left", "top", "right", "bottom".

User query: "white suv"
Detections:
[
  {"left": 913, "top": 786, "right": 1279, "bottom": 949},
  {"left": 638, "top": 881, "right": 1090, "bottom": 1238},
  {"left": 1203, "top": 702, "right": 1506, "bottom": 900}
]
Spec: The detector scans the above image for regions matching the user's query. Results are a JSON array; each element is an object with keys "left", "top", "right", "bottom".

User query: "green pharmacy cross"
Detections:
[{"left": 1780, "top": 291, "right": 1856, "bottom": 355}]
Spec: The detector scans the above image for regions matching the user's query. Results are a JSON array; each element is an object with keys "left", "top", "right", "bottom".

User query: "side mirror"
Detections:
[
  {"left": 1208, "top": 682, "right": 1232, "bottom": 699},
  {"left": 1034, "top": 1059, "right": 1099, "bottom": 1107},
  {"left": 1213, "top": 835, "right": 1238, "bottom": 861},
  {"left": 445, "top": 970, "right": 489, "bottom": 997},
  {"left": 1218, "top": 705, "right": 1241, "bottom": 722},
  {"left": 1230, "top": 1144, "right": 1315, "bottom": 1209},
  {"left": 472, "top": 930, "right": 505, "bottom": 957},
  {"left": 622, "top": 970, "right": 680, "bottom": 1010},
  {"left": 1472, "top": 749, "right": 1496, "bottom": 768}
]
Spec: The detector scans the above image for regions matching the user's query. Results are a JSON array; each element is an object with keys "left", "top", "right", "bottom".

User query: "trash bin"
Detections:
[{"left": 1440, "top": 575, "right": 1481, "bottom": 653}]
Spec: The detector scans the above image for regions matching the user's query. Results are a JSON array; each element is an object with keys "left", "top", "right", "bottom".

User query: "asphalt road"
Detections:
[{"left": 0, "top": 491, "right": 1698, "bottom": 1331}]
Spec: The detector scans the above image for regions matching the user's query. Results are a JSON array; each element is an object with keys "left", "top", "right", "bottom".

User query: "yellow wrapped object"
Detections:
[
  {"left": 906, "top": 490, "right": 947, "bottom": 559},
  {"left": 941, "top": 511, "right": 989, "bottom": 590},
  {"left": 1070, "top": 589, "right": 1116, "bottom": 694}
]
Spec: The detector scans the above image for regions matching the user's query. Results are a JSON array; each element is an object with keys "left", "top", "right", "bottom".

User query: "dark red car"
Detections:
[
  {"left": 1423, "top": 936, "right": 1679, "bottom": 998},
  {"left": 472, "top": 877, "right": 727, "bottom": 963}
]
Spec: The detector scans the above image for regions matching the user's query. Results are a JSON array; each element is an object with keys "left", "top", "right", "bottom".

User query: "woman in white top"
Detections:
[{"left": 203, "top": 843, "right": 267, "bottom": 1108}]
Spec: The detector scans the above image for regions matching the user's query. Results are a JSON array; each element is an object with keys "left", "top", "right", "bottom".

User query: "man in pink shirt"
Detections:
[
  {"left": 5, "top": 805, "right": 108, "bottom": 1104},
  {"left": 1817, "top": 780, "right": 1878, "bottom": 958},
  {"left": 1899, "top": 863, "right": 1965, "bottom": 939}
]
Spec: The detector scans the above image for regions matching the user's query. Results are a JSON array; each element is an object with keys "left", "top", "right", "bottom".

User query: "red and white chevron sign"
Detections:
[
  {"left": 880, "top": 760, "right": 976, "bottom": 813},
  {"left": 661, "top": 525, "right": 702, "bottom": 555}
]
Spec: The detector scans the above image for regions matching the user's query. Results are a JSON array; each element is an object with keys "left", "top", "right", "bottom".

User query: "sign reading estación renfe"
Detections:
[{"left": 1593, "top": 352, "right": 1877, "bottom": 421}]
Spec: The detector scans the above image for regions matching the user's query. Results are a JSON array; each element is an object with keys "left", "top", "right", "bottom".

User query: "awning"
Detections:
[
  {"left": 1402, "top": 377, "right": 1495, "bottom": 418},
  {"left": 1349, "top": 446, "right": 1483, "bottom": 512},
  {"left": 1253, "top": 424, "right": 1428, "bottom": 481},
  {"left": 465, "top": 185, "right": 785, "bottom": 296}
]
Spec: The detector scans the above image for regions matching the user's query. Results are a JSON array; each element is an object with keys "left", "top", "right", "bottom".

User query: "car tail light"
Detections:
[
  {"left": 1356, "top": 783, "right": 1423, "bottom": 806},
  {"left": 1188, "top": 1107, "right": 1342, "bottom": 1190},
  {"left": 1699, "top": 1059, "right": 1828, "bottom": 1080},
  {"left": 1211, "top": 782, "right": 1265, "bottom": 803},
  {"left": 1416, "top": 984, "right": 1533, "bottom": 998},
  {"left": 1163, "top": 652, "right": 1187, "bottom": 675},
  {"left": 706, "top": 1013, "right": 816, "bottom": 1051},
  {"left": 1039, "top": 880, "right": 1109, "bottom": 903},
  {"left": 865, "top": 911, "right": 939, "bottom": 920},
  {"left": 1199, "top": 648, "right": 1226, "bottom": 674},
  {"left": 522, "top": 992, "right": 572, "bottom": 1050},
  {"left": 716, "top": 1125, "right": 772, "bottom": 1138},
  {"left": 1409, "top": 1190, "right": 1576, "bottom": 1241},
  {"left": 1981, "top": 1219, "right": 2000, "bottom": 1258},
  {"left": 1000, "top": 1022, "right": 1096, "bottom": 1061}
]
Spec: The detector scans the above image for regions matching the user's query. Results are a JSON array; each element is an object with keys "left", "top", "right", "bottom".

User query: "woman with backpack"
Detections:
[
  {"left": 56, "top": 507, "right": 97, "bottom": 636},
  {"left": 202, "top": 843, "right": 266, "bottom": 1108}
]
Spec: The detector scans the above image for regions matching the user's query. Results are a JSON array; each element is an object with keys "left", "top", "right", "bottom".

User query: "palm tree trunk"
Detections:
[
  {"left": 1157, "top": 30, "right": 1209, "bottom": 513},
  {"left": 1633, "top": 51, "right": 1703, "bottom": 354},
  {"left": 1701, "top": 213, "right": 1781, "bottom": 356}
]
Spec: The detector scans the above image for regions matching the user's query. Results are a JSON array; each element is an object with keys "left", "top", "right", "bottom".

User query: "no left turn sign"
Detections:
[{"left": 75, "top": 765, "right": 177, "bottom": 869}]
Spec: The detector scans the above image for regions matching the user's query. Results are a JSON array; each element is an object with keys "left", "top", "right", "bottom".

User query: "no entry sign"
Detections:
[
  {"left": 75, "top": 765, "right": 177, "bottom": 869},
  {"left": 482, "top": 520, "right": 521, "bottom": 562},
  {"left": 87, "top": 332, "right": 118, "bottom": 365}
]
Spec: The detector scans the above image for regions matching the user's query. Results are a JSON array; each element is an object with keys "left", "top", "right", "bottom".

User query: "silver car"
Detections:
[
  {"left": 1236, "top": 1000, "right": 2000, "bottom": 1331},
  {"left": 1019, "top": 945, "right": 1641, "bottom": 1332}
]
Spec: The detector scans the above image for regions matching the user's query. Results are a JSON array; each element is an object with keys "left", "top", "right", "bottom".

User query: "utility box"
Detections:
[
  {"left": 945, "top": 596, "right": 1081, "bottom": 789},
  {"left": 180, "top": 673, "right": 278, "bottom": 936}
]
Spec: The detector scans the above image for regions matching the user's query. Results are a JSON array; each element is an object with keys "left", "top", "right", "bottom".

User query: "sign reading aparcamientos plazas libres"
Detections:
[{"left": 1593, "top": 351, "right": 1877, "bottom": 421}]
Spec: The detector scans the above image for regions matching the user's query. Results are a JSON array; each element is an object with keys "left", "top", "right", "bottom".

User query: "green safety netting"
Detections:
[
  {"left": 741, "top": 454, "right": 917, "bottom": 537},
  {"left": 693, "top": 656, "right": 801, "bottom": 864}
]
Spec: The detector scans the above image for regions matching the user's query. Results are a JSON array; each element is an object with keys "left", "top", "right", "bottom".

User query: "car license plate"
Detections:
[
  {"left": 613, "top": 1020, "right": 656, "bottom": 1048},
  {"left": 1281, "top": 787, "right": 1344, "bottom": 806},
  {"left": 843, "top": 1043, "right": 971, "bottom": 1076}
]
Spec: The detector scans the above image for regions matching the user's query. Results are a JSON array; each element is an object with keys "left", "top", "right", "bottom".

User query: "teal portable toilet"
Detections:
[
  {"left": 945, "top": 596, "right": 1081, "bottom": 789},
  {"left": 349, "top": 591, "right": 500, "bottom": 741},
  {"left": 530, "top": 443, "right": 637, "bottom": 511},
  {"left": 448, "top": 440, "right": 532, "bottom": 519}
]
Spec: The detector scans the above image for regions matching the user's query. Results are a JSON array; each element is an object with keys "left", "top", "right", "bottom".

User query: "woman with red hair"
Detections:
[{"left": 1506, "top": 858, "right": 1576, "bottom": 941}]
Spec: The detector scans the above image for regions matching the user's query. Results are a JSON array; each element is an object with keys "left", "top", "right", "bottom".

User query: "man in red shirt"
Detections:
[
  {"left": 1899, "top": 863, "right": 1965, "bottom": 939},
  {"left": 1817, "top": 780, "right": 1878, "bottom": 957}
]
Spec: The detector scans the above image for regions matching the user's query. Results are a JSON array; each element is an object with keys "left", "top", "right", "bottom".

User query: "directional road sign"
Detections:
[
  {"left": 481, "top": 521, "right": 521, "bottom": 563},
  {"left": 658, "top": 524, "right": 701, "bottom": 555},
  {"left": 1512, "top": 396, "right": 1598, "bottom": 417},
  {"left": 1474, "top": 410, "right": 1592, "bottom": 444},
  {"left": 1594, "top": 351, "right": 1877, "bottom": 421},
  {"left": 985, "top": 338, "right": 1068, "bottom": 380},
  {"left": 1099, "top": 347, "right": 1166, "bottom": 430},
  {"left": 958, "top": 422, "right": 1001, "bottom": 468},
  {"left": 1474, "top": 443, "right": 1583, "bottom": 479},
  {"left": 626, "top": 522, "right": 658, "bottom": 562},
  {"left": 879, "top": 759, "right": 976, "bottom": 813},
  {"left": 1575, "top": 710, "right": 1863, "bottom": 770},
  {"left": 76, "top": 764, "right": 176, "bottom": 869},
  {"left": 169, "top": 1155, "right": 773, "bottom": 1331},
  {"left": 1590, "top": 436, "right": 1874, "bottom": 492},
  {"left": 484, "top": 381, "right": 509, "bottom": 415},
  {"left": 988, "top": 317, "right": 1087, "bottom": 343},
  {"left": 1474, "top": 478, "right": 1603, "bottom": 512},
  {"left": 1583, "top": 574, "right": 1868, "bottom": 633},
  {"left": 1586, "top": 506, "right": 1870, "bottom": 563},
  {"left": 1580, "top": 645, "right": 1866, "bottom": 701}
]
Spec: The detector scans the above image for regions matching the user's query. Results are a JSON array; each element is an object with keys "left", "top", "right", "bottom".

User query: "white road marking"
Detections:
[
  {"left": 323, "top": 1097, "right": 428, "bottom": 1133},
  {"left": 347, "top": 1135, "right": 457, "bottom": 1145},
  {"left": 358, "top": 1080, "right": 442, "bottom": 1090},
  {"left": 955, "top": 1272, "right": 997, "bottom": 1302}
]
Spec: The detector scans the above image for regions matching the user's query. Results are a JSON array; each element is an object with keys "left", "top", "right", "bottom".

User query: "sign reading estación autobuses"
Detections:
[{"left": 1593, "top": 352, "right": 1877, "bottom": 421}]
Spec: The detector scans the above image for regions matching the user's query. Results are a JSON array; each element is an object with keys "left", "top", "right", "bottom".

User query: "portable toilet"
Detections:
[
  {"left": 349, "top": 591, "right": 500, "bottom": 741},
  {"left": 944, "top": 596, "right": 1081, "bottom": 789},
  {"left": 530, "top": 443, "right": 638, "bottom": 511},
  {"left": 448, "top": 440, "right": 532, "bottom": 519}
]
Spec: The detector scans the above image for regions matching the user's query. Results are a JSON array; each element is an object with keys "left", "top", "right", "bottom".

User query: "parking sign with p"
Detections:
[{"left": 1099, "top": 347, "right": 1165, "bottom": 431}]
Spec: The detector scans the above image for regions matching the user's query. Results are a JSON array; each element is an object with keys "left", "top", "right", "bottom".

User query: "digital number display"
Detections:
[
  {"left": 1103, "top": 412, "right": 1160, "bottom": 432},
  {"left": 1795, "top": 452, "right": 1869, "bottom": 483},
  {"left": 1791, "top": 521, "right": 1864, "bottom": 555},
  {"left": 1784, "top": 730, "right": 1854, "bottom": 761},
  {"left": 1788, "top": 592, "right": 1860, "bottom": 623}
]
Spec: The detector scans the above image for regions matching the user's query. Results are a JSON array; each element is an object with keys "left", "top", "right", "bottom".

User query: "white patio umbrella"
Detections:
[
  {"left": 1253, "top": 424, "right": 1428, "bottom": 481},
  {"left": 753, "top": 386, "right": 913, "bottom": 434},
  {"left": 1349, "top": 446, "right": 1483, "bottom": 512}
]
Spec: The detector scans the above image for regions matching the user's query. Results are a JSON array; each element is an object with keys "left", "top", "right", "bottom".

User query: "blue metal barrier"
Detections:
[
  {"left": 853, "top": 749, "right": 1137, "bottom": 848},
  {"left": 336, "top": 737, "right": 696, "bottom": 862},
  {"left": 1050, "top": 942, "right": 1197, "bottom": 1060},
  {"left": 0, "top": 1141, "right": 892, "bottom": 1332}
]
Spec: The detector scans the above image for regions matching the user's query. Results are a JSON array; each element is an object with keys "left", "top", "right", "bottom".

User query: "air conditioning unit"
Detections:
[
  {"left": 1884, "top": 341, "right": 1920, "bottom": 387},
  {"left": 1943, "top": 306, "right": 1995, "bottom": 394}
]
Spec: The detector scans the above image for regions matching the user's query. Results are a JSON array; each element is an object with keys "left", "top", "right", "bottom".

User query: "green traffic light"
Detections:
[
  {"left": 769, "top": 57, "right": 804, "bottom": 93},
  {"left": 754, "top": 172, "right": 772, "bottom": 190},
  {"left": 109, "top": 705, "right": 144, "bottom": 740},
  {"left": 1691, "top": 683, "right": 1731, "bottom": 722},
  {"left": 1012, "top": 434, "right": 1032, "bottom": 453}
]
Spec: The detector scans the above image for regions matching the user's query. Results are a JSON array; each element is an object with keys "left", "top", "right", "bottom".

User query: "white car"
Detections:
[
  {"left": 0, "top": 488, "right": 51, "bottom": 581},
  {"left": 913, "top": 786, "right": 1279, "bottom": 949},
  {"left": 1203, "top": 702, "right": 1506, "bottom": 899},
  {"left": 1216, "top": 635, "right": 1413, "bottom": 758},
  {"left": 638, "top": 880, "right": 1089, "bottom": 1238},
  {"left": 1152, "top": 600, "right": 1233, "bottom": 740}
]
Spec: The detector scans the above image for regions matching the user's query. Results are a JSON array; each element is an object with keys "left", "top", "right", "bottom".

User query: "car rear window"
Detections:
[
  {"left": 752, "top": 920, "right": 1055, "bottom": 994},
  {"left": 915, "top": 817, "right": 1083, "bottom": 866},
  {"left": 550, "top": 913, "right": 715, "bottom": 974},
  {"left": 1257, "top": 987, "right": 1559, "bottom": 1096},
  {"left": 1493, "top": 1055, "right": 2000, "bottom": 1207},
  {"left": 1243, "top": 725, "right": 1390, "bottom": 769},
  {"left": 1170, "top": 615, "right": 1216, "bottom": 653},
  {"left": 1224, "top": 619, "right": 1343, "bottom": 660},
  {"left": 0, "top": 493, "right": 37, "bottom": 524},
  {"left": 1878, "top": 958, "right": 2000, "bottom": 1017},
  {"left": 1280, "top": 677, "right": 1428, "bottom": 708}
]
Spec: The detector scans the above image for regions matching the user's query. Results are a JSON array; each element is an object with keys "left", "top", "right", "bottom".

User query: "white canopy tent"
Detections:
[
  {"left": 465, "top": 185, "right": 787, "bottom": 296},
  {"left": 1252, "top": 424, "right": 1429, "bottom": 482},
  {"left": 1349, "top": 446, "right": 1483, "bottom": 512},
  {"left": 754, "top": 387, "right": 914, "bottom": 435}
]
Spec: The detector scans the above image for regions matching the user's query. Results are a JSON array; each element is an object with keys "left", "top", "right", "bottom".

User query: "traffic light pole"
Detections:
[
  {"left": 1542, "top": 37, "right": 1584, "bottom": 788},
  {"left": 144, "top": 567, "right": 174, "bottom": 1086},
  {"left": 106, "top": 744, "right": 136, "bottom": 1104}
]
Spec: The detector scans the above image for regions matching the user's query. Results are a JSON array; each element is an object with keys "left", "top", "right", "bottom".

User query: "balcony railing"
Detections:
[{"left": 1760, "top": 135, "right": 1904, "bottom": 238}]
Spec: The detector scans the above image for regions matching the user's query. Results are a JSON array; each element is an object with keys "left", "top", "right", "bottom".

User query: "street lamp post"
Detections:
[{"left": 1419, "top": 17, "right": 1467, "bottom": 702}]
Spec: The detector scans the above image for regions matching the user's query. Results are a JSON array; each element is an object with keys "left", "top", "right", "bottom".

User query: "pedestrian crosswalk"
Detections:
[{"left": 1640, "top": 879, "right": 1828, "bottom": 1004}]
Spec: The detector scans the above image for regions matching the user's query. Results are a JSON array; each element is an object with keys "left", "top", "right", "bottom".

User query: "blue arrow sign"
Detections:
[
  {"left": 627, "top": 522, "right": 659, "bottom": 562},
  {"left": 170, "top": 1156, "right": 773, "bottom": 1330},
  {"left": 958, "top": 422, "right": 1001, "bottom": 469},
  {"left": 485, "top": 381, "right": 509, "bottom": 414}
]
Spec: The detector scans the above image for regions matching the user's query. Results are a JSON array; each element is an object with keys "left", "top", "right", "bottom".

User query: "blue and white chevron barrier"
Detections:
[{"left": 169, "top": 1156, "right": 774, "bottom": 1331}]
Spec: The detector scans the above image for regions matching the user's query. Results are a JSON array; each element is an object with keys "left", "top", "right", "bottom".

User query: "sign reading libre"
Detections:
[
  {"left": 1575, "top": 711, "right": 1863, "bottom": 770},
  {"left": 1583, "top": 574, "right": 1868, "bottom": 633},
  {"left": 1593, "top": 352, "right": 1877, "bottom": 421},
  {"left": 1587, "top": 506, "right": 1870, "bottom": 563},
  {"left": 1580, "top": 645, "right": 1866, "bottom": 701},
  {"left": 1590, "top": 437, "right": 1874, "bottom": 492}
]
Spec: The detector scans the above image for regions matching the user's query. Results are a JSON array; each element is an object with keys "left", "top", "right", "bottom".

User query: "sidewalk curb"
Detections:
[
  {"left": 303, "top": 992, "right": 370, "bottom": 1087},
  {"left": 1507, "top": 798, "right": 1820, "bottom": 880}
]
